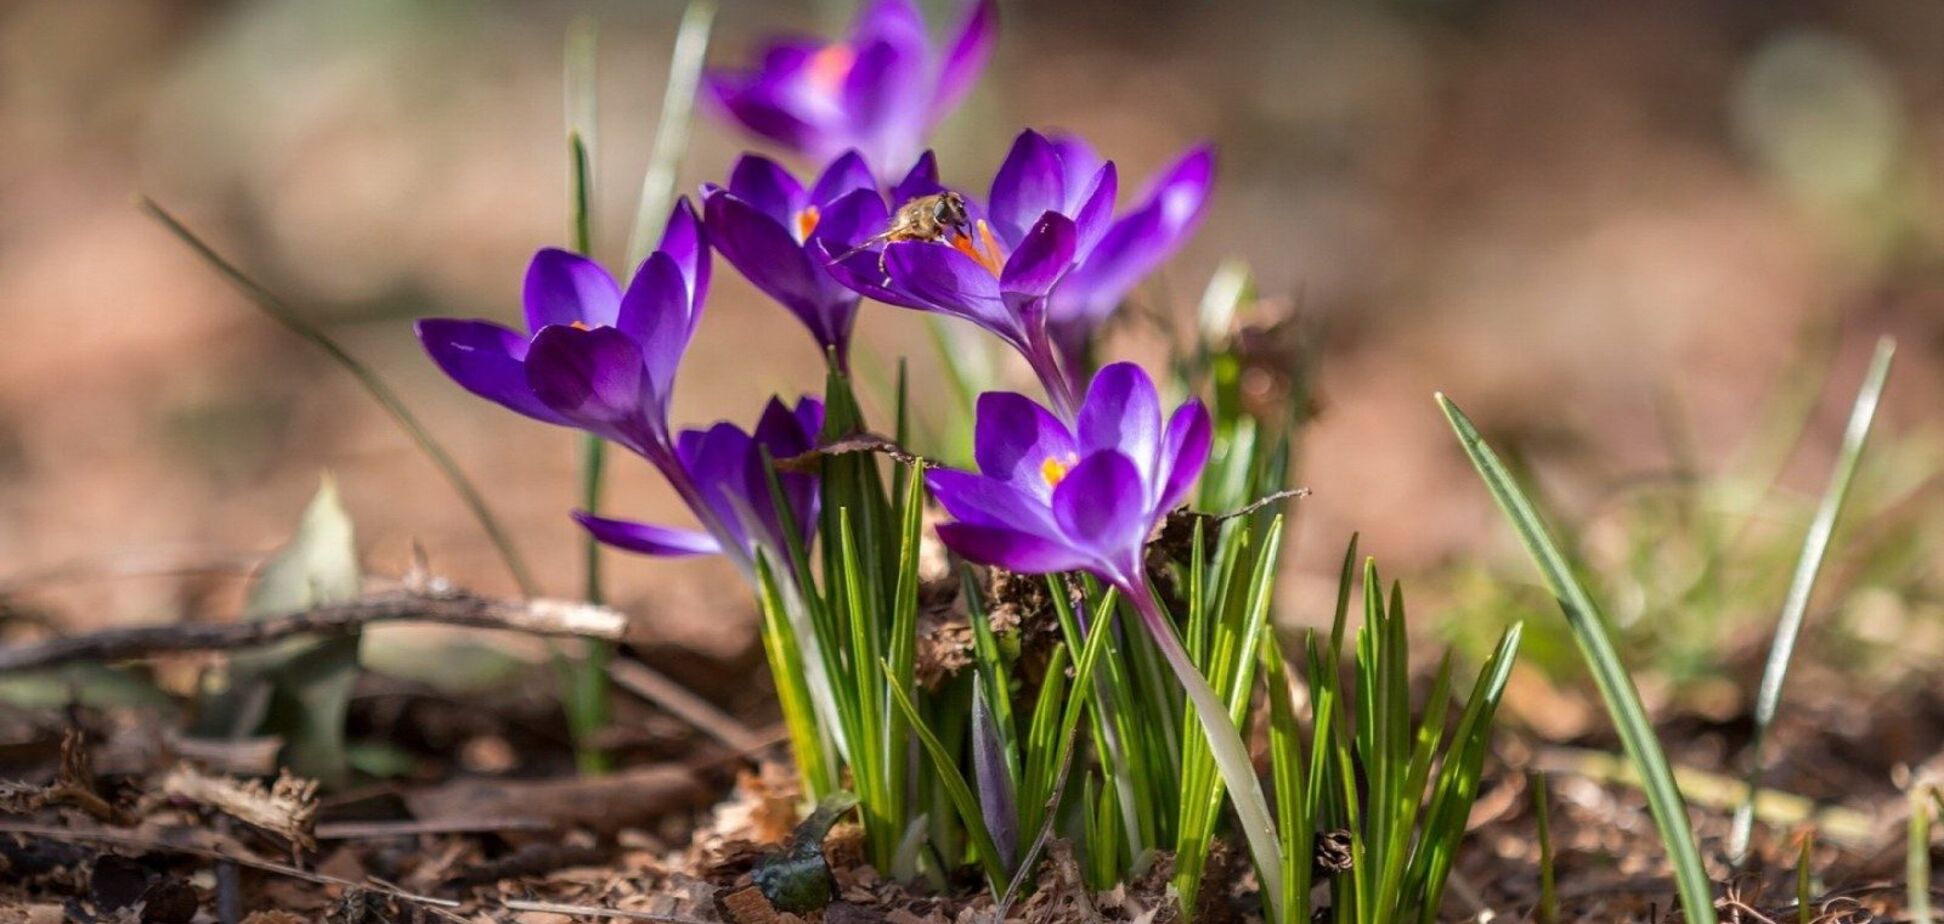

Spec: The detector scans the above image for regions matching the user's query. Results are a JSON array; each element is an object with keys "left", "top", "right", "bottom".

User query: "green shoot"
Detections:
[
  {"left": 1439, "top": 393, "right": 1717, "bottom": 924},
  {"left": 1731, "top": 337, "right": 1895, "bottom": 863},
  {"left": 626, "top": 0, "right": 716, "bottom": 268},
  {"left": 1533, "top": 772, "right": 1557, "bottom": 924}
]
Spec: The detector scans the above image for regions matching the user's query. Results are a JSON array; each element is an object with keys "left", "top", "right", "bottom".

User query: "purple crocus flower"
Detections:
[
  {"left": 573, "top": 396, "right": 823, "bottom": 567},
  {"left": 416, "top": 200, "right": 710, "bottom": 459},
  {"left": 821, "top": 130, "right": 1214, "bottom": 416},
  {"left": 822, "top": 132, "right": 1115, "bottom": 418},
  {"left": 925, "top": 362, "right": 1209, "bottom": 587},
  {"left": 704, "top": 0, "right": 998, "bottom": 176},
  {"left": 1043, "top": 139, "right": 1214, "bottom": 371},
  {"left": 925, "top": 361, "right": 1286, "bottom": 908},
  {"left": 702, "top": 151, "right": 885, "bottom": 366}
]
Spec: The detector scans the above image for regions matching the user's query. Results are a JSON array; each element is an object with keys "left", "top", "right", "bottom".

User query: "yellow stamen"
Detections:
[
  {"left": 1040, "top": 453, "right": 1078, "bottom": 488},
  {"left": 794, "top": 205, "right": 821, "bottom": 243},
  {"left": 807, "top": 44, "right": 855, "bottom": 94},
  {"left": 951, "top": 219, "right": 1008, "bottom": 277},
  {"left": 569, "top": 320, "right": 591, "bottom": 330}
]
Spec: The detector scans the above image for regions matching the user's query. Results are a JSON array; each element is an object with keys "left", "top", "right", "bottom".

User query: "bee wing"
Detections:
[{"left": 828, "top": 231, "right": 893, "bottom": 264}]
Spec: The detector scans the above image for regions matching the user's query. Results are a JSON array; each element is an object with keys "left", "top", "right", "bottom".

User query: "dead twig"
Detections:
[
  {"left": 500, "top": 898, "right": 710, "bottom": 922},
  {"left": 0, "top": 586, "right": 626, "bottom": 672},
  {"left": 159, "top": 765, "right": 318, "bottom": 852},
  {"left": 608, "top": 658, "right": 770, "bottom": 753},
  {"left": 774, "top": 431, "right": 926, "bottom": 472}
]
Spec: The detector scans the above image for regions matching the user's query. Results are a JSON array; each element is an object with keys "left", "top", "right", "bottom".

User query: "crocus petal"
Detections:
[
  {"left": 1077, "top": 362, "right": 1162, "bottom": 478},
  {"left": 705, "top": 192, "right": 852, "bottom": 350},
  {"left": 852, "top": 0, "right": 926, "bottom": 49},
  {"left": 573, "top": 511, "right": 721, "bottom": 557},
  {"left": 1050, "top": 450, "right": 1148, "bottom": 575},
  {"left": 807, "top": 186, "right": 890, "bottom": 260},
  {"left": 1069, "top": 162, "right": 1118, "bottom": 255},
  {"left": 754, "top": 395, "right": 818, "bottom": 460},
  {"left": 891, "top": 151, "right": 945, "bottom": 203},
  {"left": 1057, "top": 145, "right": 1215, "bottom": 324},
  {"left": 973, "top": 391, "right": 1076, "bottom": 495},
  {"left": 810, "top": 150, "right": 878, "bottom": 205},
  {"left": 999, "top": 212, "right": 1077, "bottom": 299},
  {"left": 616, "top": 251, "right": 695, "bottom": 407},
  {"left": 659, "top": 197, "right": 711, "bottom": 318},
  {"left": 702, "top": 72, "right": 822, "bottom": 153},
  {"left": 792, "top": 396, "right": 826, "bottom": 443},
  {"left": 935, "top": 523, "right": 1093, "bottom": 575},
  {"left": 926, "top": 469, "right": 1059, "bottom": 533},
  {"left": 523, "top": 248, "right": 621, "bottom": 332},
  {"left": 1048, "top": 135, "right": 1105, "bottom": 199},
  {"left": 1157, "top": 399, "right": 1213, "bottom": 511},
  {"left": 883, "top": 240, "right": 1017, "bottom": 339},
  {"left": 843, "top": 37, "right": 929, "bottom": 173},
  {"left": 930, "top": 0, "right": 998, "bottom": 122},
  {"left": 416, "top": 318, "right": 565, "bottom": 425},
  {"left": 987, "top": 130, "right": 1065, "bottom": 247},
  {"left": 727, "top": 154, "right": 806, "bottom": 225},
  {"left": 524, "top": 324, "right": 649, "bottom": 434}
]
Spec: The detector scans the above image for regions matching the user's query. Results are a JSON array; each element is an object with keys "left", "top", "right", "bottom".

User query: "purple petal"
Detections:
[
  {"left": 1070, "top": 162, "right": 1118, "bottom": 256},
  {"left": 705, "top": 192, "right": 853, "bottom": 351},
  {"left": 999, "top": 212, "right": 1077, "bottom": 299},
  {"left": 987, "top": 130, "right": 1064, "bottom": 247},
  {"left": 659, "top": 197, "right": 711, "bottom": 318},
  {"left": 1048, "top": 135, "right": 1105, "bottom": 198},
  {"left": 810, "top": 151, "right": 878, "bottom": 205},
  {"left": 973, "top": 391, "right": 1076, "bottom": 496},
  {"left": 1077, "top": 362, "right": 1162, "bottom": 476},
  {"left": 416, "top": 318, "right": 564, "bottom": 425},
  {"left": 883, "top": 241, "right": 1018, "bottom": 340},
  {"left": 807, "top": 186, "right": 890, "bottom": 259},
  {"left": 851, "top": 0, "right": 926, "bottom": 48},
  {"left": 1057, "top": 145, "right": 1215, "bottom": 324},
  {"left": 727, "top": 155, "right": 806, "bottom": 225},
  {"left": 926, "top": 469, "right": 1059, "bottom": 533},
  {"left": 618, "top": 253, "right": 694, "bottom": 409},
  {"left": 971, "top": 685, "right": 1020, "bottom": 869},
  {"left": 891, "top": 151, "right": 945, "bottom": 203},
  {"left": 524, "top": 324, "right": 649, "bottom": 432},
  {"left": 754, "top": 395, "right": 817, "bottom": 459},
  {"left": 573, "top": 511, "right": 720, "bottom": 557},
  {"left": 935, "top": 522, "right": 1092, "bottom": 575},
  {"left": 793, "top": 397, "right": 826, "bottom": 443},
  {"left": 1050, "top": 450, "right": 1148, "bottom": 575},
  {"left": 702, "top": 71, "right": 822, "bottom": 153},
  {"left": 523, "top": 248, "right": 621, "bottom": 332},
  {"left": 1158, "top": 399, "right": 1213, "bottom": 511},
  {"left": 930, "top": 0, "right": 999, "bottom": 122},
  {"left": 842, "top": 38, "right": 929, "bottom": 174}
]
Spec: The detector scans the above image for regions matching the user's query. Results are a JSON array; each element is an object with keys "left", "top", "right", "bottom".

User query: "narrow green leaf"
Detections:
[
  {"left": 882, "top": 660, "right": 1010, "bottom": 891},
  {"left": 137, "top": 200, "right": 538, "bottom": 598},
  {"left": 1730, "top": 337, "right": 1895, "bottom": 863},
  {"left": 1535, "top": 771, "right": 1557, "bottom": 924},
  {"left": 626, "top": 0, "right": 716, "bottom": 267},
  {"left": 1439, "top": 393, "right": 1716, "bottom": 924},
  {"left": 1912, "top": 786, "right": 1934, "bottom": 924}
]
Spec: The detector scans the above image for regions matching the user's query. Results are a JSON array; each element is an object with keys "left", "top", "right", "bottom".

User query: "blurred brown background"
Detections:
[{"left": 3, "top": 0, "right": 1939, "bottom": 651}]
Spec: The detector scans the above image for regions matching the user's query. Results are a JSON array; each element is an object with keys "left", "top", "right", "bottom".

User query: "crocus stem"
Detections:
[
  {"left": 1122, "top": 579, "right": 1285, "bottom": 920},
  {"left": 570, "top": 432, "right": 613, "bottom": 775},
  {"left": 1023, "top": 323, "right": 1082, "bottom": 422}
]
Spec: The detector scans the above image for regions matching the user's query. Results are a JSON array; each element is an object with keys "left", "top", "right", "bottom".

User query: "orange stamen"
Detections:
[
  {"left": 807, "top": 44, "right": 856, "bottom": 94},
  {"left": 569, "top": 320, "right": 591, "bottom": 330},
  {"left": 950, "top": 219, "right": 1008, "bottom": 277},
  {"left": 794, "top": 205, "right": 821, "bottom": 243},
  {"left": 1040, "top": 453, "right": 1077, "bottom": 488}
]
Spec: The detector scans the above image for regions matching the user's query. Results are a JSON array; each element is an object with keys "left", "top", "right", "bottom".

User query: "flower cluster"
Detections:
[
  {"left": 422, "top": 0, "right": 1213, "bottom": 582},
  {"left": 417, "top": 0, "right": 1302, "bottom": 909}
]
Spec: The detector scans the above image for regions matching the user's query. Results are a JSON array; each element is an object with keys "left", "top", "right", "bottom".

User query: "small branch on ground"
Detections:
[{"left": 0, "top": 585, "right": 627, "bottom": 672}]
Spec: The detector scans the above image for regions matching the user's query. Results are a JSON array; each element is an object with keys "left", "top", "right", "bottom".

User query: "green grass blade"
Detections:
[
  {"left": 625, "top": 0, "right": 715, "bottom": 267},
  {"left": 1534, "top": 772, "right": 1557, "bottom": 924},
  {"left": 1730, "top": 337, "right": 1895, "bottom": 863},
  {"left": 1438, "top": 393, "right": 1716, "bottom": 924},
  {"left": 1911, "top": 785, "right": 1934, "bottom": 924},
  {"left": 755, "top": 554, "right": 835, "bottom": 797},
  {"left": 882, "top": 660, "right": 1010, "bottom": 892},
  {"left": 563, "top": 16, "right": 611, "bottom": 775},
  {"left": 137, "top": 199, "right": 538, "bottom": 599}
]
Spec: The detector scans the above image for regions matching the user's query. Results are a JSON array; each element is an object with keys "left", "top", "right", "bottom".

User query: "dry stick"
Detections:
[
  {"left": 606, "top": 658, "right": 769, "bottom": 753},
  {"left": 0, "top": 821, "right": 463, "bottom": 911},
  {"left": 501, "top": 898, "right": 710, "bottom": 923},
  {"left": 0, "top": 588, "right": 626, "bottom": 672},
  {"left": 315, "top": 817, "right": 555, "bottom": 840}
]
